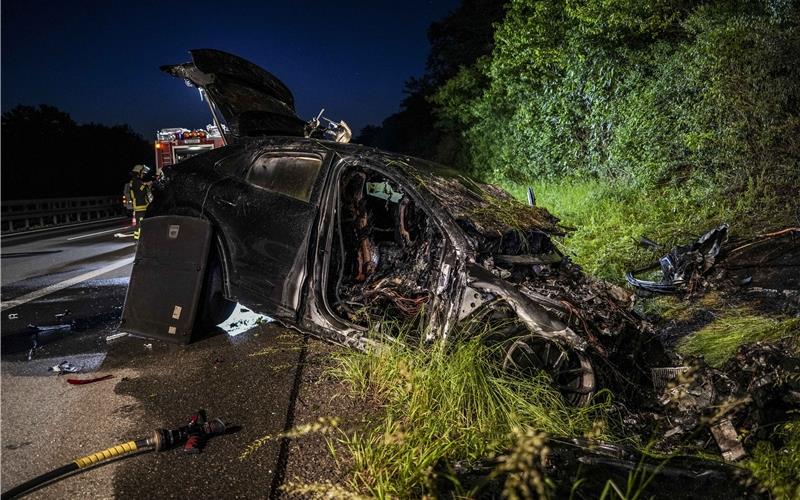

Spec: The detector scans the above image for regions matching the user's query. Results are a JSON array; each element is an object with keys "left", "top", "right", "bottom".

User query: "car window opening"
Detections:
[
  {"left": 327, "top": 168, "right": 443, "bottom": 327},
  {"left": 247, "top": 154, "right": 322, "bottom": 202}
]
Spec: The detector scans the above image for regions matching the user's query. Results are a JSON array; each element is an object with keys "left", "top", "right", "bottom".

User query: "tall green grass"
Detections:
[
  {"left": 677, "top": 310, "right": 800, "bottom": 366},
  {"left": 329, "top": 327, "right": 612, "bottom": 498},
  {"left": 500, "top": 174, "right": 792, "bottom": 282},
  {"left": 746, "top": 420, "right": 800, "bottom": 500}
]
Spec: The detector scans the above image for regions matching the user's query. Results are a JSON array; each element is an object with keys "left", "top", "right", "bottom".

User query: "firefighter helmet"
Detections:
[{"left": 131, "top": 164, "right": 150, "bottom": 175}]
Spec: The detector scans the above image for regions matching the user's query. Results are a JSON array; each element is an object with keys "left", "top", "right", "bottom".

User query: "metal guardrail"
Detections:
[{"left": 1, "top": 195, "right": 126, "bottom": 234}]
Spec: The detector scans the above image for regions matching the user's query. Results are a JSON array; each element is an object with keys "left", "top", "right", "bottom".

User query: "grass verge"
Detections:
[
  {"left": 328, "top": 327, "right": 613, "bottom": 498},
  {"left": 676, "top": 309, "right": 800, "bottom": 366},
  {"left": 500, "top": 174, "right": 795, "bottom": 282},
  {"left": 746, "top": 420, "right": 800, "bottom": 500}
]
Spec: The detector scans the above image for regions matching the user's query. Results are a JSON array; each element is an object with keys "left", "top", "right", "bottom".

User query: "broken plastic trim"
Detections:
[{"left": 626, "top": 224, "right": 729, "bottom": 294}]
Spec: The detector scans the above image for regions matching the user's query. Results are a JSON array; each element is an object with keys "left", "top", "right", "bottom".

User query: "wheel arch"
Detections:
[{"left": 457, "top": 298, "right": 597, "bottom": 407}]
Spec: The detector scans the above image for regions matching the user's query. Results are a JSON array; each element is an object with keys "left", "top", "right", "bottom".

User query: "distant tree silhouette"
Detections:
[
  {"left": 1, "top": 104, "right": 151, "bottom": 200},
  {"left": 355, "top": 0, "right": 506, "bottom": 167}
]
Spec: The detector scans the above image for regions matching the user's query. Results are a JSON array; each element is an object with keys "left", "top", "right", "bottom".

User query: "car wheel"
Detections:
[
  {"left": 195, "top": 247, "right": 237, "bottom": 332},
  {"left": 502, "top": 333, "right": 596, "bottom": 407}
]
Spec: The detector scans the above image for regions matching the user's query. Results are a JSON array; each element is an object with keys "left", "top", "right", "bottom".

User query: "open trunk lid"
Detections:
[{"left": 161, "top": 49, "right": 305, "bottom": 139}]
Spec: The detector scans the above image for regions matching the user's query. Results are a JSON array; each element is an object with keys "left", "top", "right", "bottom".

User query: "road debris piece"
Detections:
[
  {"left": 221, "top": 305, "right": 271, "bottom": 336},
  {"left": 48, "top": 361, "right": 80, "bottom": 374},
  {"left": 26, "top": 337, "right": 39, "bottom": 361},
  {"left": 650, "top": 366, "right": 688, "bottom": 391},
  {"left": 54, "top": 309, "right": 71, "bottom": 319},
  {"left": 8, "top": 313, "right": 19, "bottom": 320},
  {"left": 626, "top": 224, "right": 729, "bottom": 294},
  {"left": 28, "top": 323, "right": 73, "bottom": 333},
  {"left": 66, "top": 374, "right": 114, "bottom": 385},
  {"left": 710, "top": 419, "right": 747, "bottom": 462},
  {"left": 106, "top": 332, "right": 129, "bottom": 342}
]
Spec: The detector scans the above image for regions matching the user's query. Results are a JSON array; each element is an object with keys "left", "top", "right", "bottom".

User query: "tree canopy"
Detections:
[
  {"left": 434, "top": 0, "right": 799, "bottom": 191},
  {"left": 2, "top": 104, "right": 152, "bottom": 200},
  {"left": 355, "top": 0, "right": 506, "bottom": 165}
]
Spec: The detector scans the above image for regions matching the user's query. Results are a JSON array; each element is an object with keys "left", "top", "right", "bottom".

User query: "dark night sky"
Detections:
[{"left": 2, "top": 0, "right": 460, "bottom": 139}]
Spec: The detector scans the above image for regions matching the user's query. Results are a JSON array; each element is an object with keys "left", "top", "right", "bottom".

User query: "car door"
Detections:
[{"left": 210, "top": 145, "right": 329, "bottom": 319}]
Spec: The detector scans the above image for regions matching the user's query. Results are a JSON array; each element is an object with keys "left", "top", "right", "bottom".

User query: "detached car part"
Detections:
[{"left": 626, "top": 224, "right": 729, "bottom": 294}]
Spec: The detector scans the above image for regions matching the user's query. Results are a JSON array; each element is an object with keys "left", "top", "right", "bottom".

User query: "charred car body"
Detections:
[{"left": 149, "top": 49, "right": 667, "bottom": 406}]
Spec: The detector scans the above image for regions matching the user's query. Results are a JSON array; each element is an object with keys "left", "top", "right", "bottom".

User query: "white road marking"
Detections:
[
  {"left": 0, "top": 256, "right": 135, "bottom": 312},
  {"left": 66, "top": 225, "right": 132, "bottom": 241}
]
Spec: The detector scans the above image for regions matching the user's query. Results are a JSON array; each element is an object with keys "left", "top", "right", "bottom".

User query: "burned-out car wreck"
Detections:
[
  {"left": 124, "top": 49, "right": 800, "bottom": 496},
  {"left": 144, "top": 49, "right": 667, "bottom": 408}
]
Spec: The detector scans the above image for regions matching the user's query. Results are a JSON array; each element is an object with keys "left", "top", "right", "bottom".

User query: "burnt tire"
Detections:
[
  {"left": 195, "top": 245, "right": 237, "bottom": 333},
  {"left": 502, "top": 334, "right": 596, "bottom": 407}
]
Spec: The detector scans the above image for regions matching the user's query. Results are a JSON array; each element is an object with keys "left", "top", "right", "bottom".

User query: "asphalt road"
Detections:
[
  {"left": 1, "top": 220, "right": 341, "bottom": 498},
  {"left": 1, "top": 219, "right": 135, "bottom": 355}
]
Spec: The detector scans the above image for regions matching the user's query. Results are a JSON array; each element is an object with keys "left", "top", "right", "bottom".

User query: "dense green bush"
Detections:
[
  {"left": 434, "top": 0, "right": 800, "bottom": 188},
  {"left": 432, "top": 0, "right": 799, "bottom": 276}
]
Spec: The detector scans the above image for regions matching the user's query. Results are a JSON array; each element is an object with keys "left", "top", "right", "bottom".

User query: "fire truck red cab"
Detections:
[{"left": 154, "top": 126, "right": 226, "bottom": 174}]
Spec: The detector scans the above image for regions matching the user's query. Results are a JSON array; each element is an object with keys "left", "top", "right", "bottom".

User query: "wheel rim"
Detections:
[{"left": 503, "top": 334, "right": 596, "bottom": 406}]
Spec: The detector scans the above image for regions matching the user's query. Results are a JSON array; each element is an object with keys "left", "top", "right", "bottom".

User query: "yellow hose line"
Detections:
[{"left": 73, "top": 441, "right": 138, "bottom": 469}]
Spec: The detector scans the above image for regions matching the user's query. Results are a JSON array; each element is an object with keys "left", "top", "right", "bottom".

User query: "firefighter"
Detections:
[{"left": 129, "top": 164, "right": 152, "bottom": 240}]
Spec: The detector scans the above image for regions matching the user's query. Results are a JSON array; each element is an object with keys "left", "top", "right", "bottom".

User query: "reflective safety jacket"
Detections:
[{"left": 130, "top": 177, "right": 151, "bottom": 211}]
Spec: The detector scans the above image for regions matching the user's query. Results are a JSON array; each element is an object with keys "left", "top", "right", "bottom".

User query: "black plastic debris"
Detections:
[
  {"left": 25, "top": 323, "right": 74, "bottom": 361},
  {"left": 626, "top": 224, "right": 729, "bottom": 294},
  {"left": 28, "top": 323, "right": 72, "bottom": 333},
  {"left": 656, "top": 339, "right": 800, "bottom": 460},
  {"left": 638, "top": 235, "right": 661, "bottom": 250},
  {"left": 54, "top": 309, "right": 71, "bottom": 320}
]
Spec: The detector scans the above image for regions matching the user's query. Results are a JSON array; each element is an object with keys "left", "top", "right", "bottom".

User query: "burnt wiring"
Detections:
[
  {"left": 328, "top": 169, "right": 439, "bottom": 325},
  {"left": 362, "top": 279, "right": 431, "bottom": 317}
]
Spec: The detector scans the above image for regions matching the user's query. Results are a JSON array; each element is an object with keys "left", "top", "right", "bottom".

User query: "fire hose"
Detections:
[{"left": 2, "top": 410, "right": 226, "bottom": 499}]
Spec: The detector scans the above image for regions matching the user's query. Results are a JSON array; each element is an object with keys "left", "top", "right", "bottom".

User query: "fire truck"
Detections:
[
  {"left": 154, "top": 125, "right": 226, "bottom": 173},
  {"left": 121, "top": 125, "right": 227, "bottom": 216}
]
